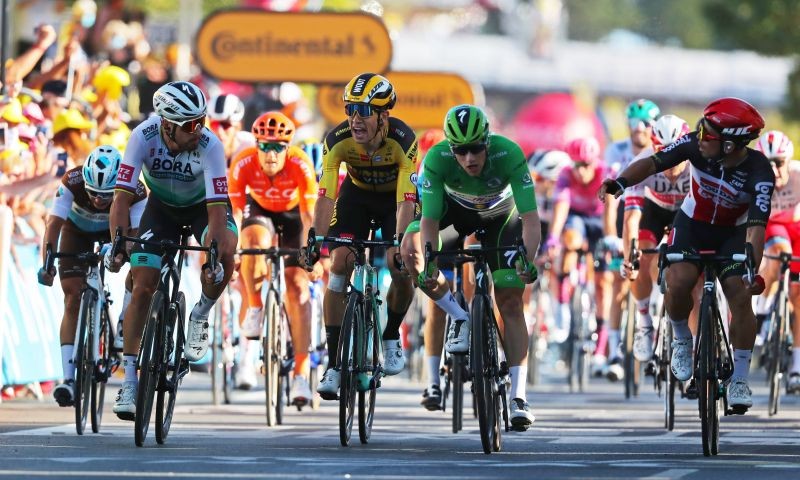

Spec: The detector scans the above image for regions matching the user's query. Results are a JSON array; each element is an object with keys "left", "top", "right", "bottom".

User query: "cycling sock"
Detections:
[
  {"left": 294, "top": 352, "right": 310, "bottom": 377},
  {"left": 791, "top": 348, "right": 800, "bottom": 374},
  {"left": 434, "top": 291, "right": 468, "bottom": 321},
  {"left": 123, "top": 354, "right": 138, "bottom": 383},
  {"left": 193, "top": 293, "right": 215, "bottom": 318},
  {"left": 427, "top": 355, "right": 440, "bottom": 386},
  {"left": 732, "top": 349, "right": 752, "bottom": 380},
  {"left": 509, "top": 365, "right": 527, "bottom": 401},
  {"left": 608, "top": 329, "right": 621, "bottom": 360},
  {"left": 636, "top": 298, "right": 653, "bottom": 328},
  {"left": 382, "top": 308, "right": 404, "bottom": 340},
  {"left": 60, "top": 344, "right": 75, "bottom": 381},
  {"left": 326, "top": 326, "right": 341, "bottom": 369},
  {"left": 119, "top": 289, "right": 132, "bottom": 322},
  {"left": 668, "top": 314, "right": 692, "bottom": 340}
]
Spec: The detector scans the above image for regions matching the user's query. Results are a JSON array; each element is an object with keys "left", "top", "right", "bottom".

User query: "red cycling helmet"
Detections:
[
  {"left": 702, "top": 97, "right": 764, "bottom": 141},
  {"left": 565, "top": 137, "right": 601, "bottom": 164}
]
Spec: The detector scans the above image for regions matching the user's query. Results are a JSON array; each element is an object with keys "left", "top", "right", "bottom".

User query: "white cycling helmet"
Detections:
[
  {"left": 528, "top": 149, "right": 571, "bottom": 181},
  {"left": 755, "top": 130, "right": 794, "bottom": 160},
  {"left": 83, "top": 145, "right": 122, "bottom": 193},
  {"left": 208, "top": 93, "right": 245, "bottom": 123},
  {"left": 651, "top": 114, "right": 690, "bottom": 147},
  {"left": 153, "top": 81, "right": 207, "bottom": 122}
]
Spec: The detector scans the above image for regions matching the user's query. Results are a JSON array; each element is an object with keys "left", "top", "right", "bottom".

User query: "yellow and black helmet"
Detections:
[{"left": 342, "top": 73, "right": 396, "bottom": 110}]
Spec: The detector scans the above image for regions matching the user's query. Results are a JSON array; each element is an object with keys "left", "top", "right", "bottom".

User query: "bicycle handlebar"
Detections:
[
  {"left": 422, "top": 240, "right": 529, "bottom": 282},
  {"left": 664, "top": 242, "right": 756, "bottom": 284},
  {"left": 112, "top": 226, "right": 219, "bottom": 265},
  {"left": 44, "top": 242, "right": 108, "bottom": 272}
]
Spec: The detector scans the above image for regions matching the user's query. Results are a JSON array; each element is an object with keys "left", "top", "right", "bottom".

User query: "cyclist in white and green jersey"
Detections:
[
  {"left": 106, "top": 81, "right": 239, "bottom": 421},
  {"left": 400, "top": 104, "right": 541, "bottom": 428}
]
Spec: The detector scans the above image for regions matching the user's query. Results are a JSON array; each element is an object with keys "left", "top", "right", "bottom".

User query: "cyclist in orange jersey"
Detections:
[{"left": 228, "top": 111, "right": 320, "bottom": 405}]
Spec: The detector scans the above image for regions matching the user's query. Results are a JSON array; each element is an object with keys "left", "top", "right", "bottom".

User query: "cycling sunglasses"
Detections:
[
  {"left": 628, "top": 118, "right": 654, "bottom": 130},
  {"left": 86, "top": 190, "right": 114, "bottom": 201},
  {"left": 258, "top": 142, "right": 288, "bottom": 153},
  {"left": 170, "top": 115, "right": 206, "bottom": 134},
  {"left": 770, "top": 157, "right": 788, "bottom": 169},
  {"left": 345, "top": 103, "right": 377, "bottom": 117},
  {"left": 698, "top": 122, "right": 722, "bottom": 142},
  {"left": 450, "top": 143, "right": 487, "bottom": 155}
]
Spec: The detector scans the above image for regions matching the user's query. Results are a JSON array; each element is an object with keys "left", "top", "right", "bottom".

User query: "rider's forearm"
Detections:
[
  {"left": 603, "top": 195, "right": 619, "bottom": 236},
  {"left": 300, "top": 210, "right": 313, "bottom": 240},
  {"left": 42, "top": 215, "right": 65, "bottom": 263},
  {"left": 622, "top": 209, "right": 641, "bottom": 261},
  {"left": 205, "top": 204, "right": 228, "bottom": 251},
  {"left": 549, "top": 200, "right": 570, "bottom": 239},
  {"left": 395, "top": 201, "right": 415, "bottom": 239},
  {"left": 109, "top": 191, "right": 134, "bottom": 241},
  {"left": 617, "top": 156, "right": 657, "bottom": 186},
  {"left": 747, "top": 225, "right": 767, "bottom": 270},
  {"left": 420, "top": 216, "right": 440, "bottom": 263},
  {"left": 520, "top": 210, "right": 541, "bottom": 263},
  {"left": 311, "top": 196, "right": 334, "bottom": 237}
]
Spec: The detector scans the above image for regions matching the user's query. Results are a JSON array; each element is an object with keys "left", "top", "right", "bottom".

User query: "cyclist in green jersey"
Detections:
[{"left": 400, "top": 104, "right": 541, "bottom": 428}]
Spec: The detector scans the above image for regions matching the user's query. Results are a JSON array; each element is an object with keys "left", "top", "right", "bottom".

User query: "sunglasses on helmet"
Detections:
[
  {"left": 258, "top": 142, "right": 288, "bottom": 153},
  {"left": 169, "top": 115, "right": 206, "bottom": 134},
  {"left": 450, "top": 143, "right": 487, "bottom": 155},
  {"left": 86, "top": 189, "right": 114, "bottom": 201},
  {"left": 345, "top": 103, "right": 378, "bottom": 118}
]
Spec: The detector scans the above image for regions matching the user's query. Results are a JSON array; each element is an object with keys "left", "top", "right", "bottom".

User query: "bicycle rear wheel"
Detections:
[
  {"left": 339, "top": 293, "right": 359, "bottom": 446},
  {"left": 211, "top": 301, "right": 223, "bottom": 406},
  {"left": 74, "top": 289, "right": 95, "bottom": 435},
  {"left": 766, "top": 293, "right": 787, "bottom": 416},
  {"left": 156, "top": 292, "right": 186, "bottom": 444},
  {"left": 135, "top": 290, "right": 165, "bottom": 447},
  {"left": 264, "top": 289, "right": 281, "bottom": 427},
  {"left": 358, "top": 301, "right": 379, "bottom": 444},
  {"left": 471, "top": 295, "right": 496, "bottom": 454},
  {"left": 568, "top": 285, "right": 590, "bottom": 393},
  {"left": 91, "top": 305, "right": 111, "bottom": 433}
]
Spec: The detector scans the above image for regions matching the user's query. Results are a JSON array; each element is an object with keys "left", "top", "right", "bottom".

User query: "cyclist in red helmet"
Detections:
[{"left": 599, "top": 97, "right": 774, "bottom": 414}]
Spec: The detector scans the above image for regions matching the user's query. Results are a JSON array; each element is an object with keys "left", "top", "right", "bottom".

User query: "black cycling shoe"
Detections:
[
  {"left": 420, "top": 385, "right": 442, "bottom": 411},
  {"left": 683, "top": 378, "right": 698, "bottom": 400}
]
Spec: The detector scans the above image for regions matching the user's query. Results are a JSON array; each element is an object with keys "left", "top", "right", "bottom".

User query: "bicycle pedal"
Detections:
[{"left": 510, "top": 424, "right": 530, "bottom": 432}]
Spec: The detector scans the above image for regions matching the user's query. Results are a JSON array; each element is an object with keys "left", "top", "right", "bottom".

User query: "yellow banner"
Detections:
[{"left": 195, "top": 10, "right": 392, "bottom": 83}]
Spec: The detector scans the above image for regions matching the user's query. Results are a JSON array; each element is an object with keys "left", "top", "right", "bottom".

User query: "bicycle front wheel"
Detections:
[
  {"left": 264, "top": 289, "right": 281, "bottom": 427},
  {"left": 339, "top": 293, "right": 359, "bottom": 446},
  {"left": 74, "top": 289, "right": 95, "bottom": 435},
  {"left": 661, "top": 316, "right": 676, "bottom": 431},
  {"left": 156, "top": 291, "right": 186, "bottom": 444},
  {"left": 358, "top": 300, "right": 379, "bottom": 444},
  {"left": 471, "top": 295, "right": 496, "bottom": 454},
  {"left": 623, "top": 291, "right": 637, "bottom": 399},
  {"left": 697, "top": 292, "right": 719, "bottom": 457},
  {"left": 766, "top": 293, "right": 787, "bottom": 416},
  {"left": 135, "top": 290, "right": 166, "bottom": 447},
  {"left": 452, "top": 351, "right": 465, "bottom": 434},
  {"left": 91, "top": 304, "right": 111, "bottom": 433}
]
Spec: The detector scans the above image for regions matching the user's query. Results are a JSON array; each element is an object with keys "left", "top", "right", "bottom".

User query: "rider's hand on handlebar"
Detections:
[
  {"left": 104, "top": 248, "right": 126, "bottom": 273},
  {"left": 37, "top": 266, "right": 56, "bottom": 286},
  {"left": 416, "top": 262, "right": 439, "bottom": 290},
  {"left": 620, "top": 261, "right": 639, "bottom": 280},
  {"left": 742, "top": 273, "right": 765, "bottom": 296},
  {"left": 515, "top": 257, "right": 538, "bottom": 284},
  {"left": 299, "top": 245, "right": 320, "bottom": 272}
]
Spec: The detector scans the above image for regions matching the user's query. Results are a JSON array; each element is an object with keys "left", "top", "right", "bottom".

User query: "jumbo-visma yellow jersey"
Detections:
[{"left": 319, "top": 117, "right": 419, "bottom": 203}]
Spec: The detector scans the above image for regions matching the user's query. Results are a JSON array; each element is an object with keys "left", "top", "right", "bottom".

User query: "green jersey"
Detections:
[{"left": 419, "top": 134, "right": 537, "bottom": 219}]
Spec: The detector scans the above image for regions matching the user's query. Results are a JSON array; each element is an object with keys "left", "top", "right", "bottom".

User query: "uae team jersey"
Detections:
[
  {"left": 653, "top": 132, "right": 775, "bottom": 227},
  {"left": 228, "top": 145, "right": 317, "bottom": 213},
  {"left": 115, "top": 116, "right": 229, "bottom": 208},
  {"left": 624, "top": 147, "right": 691, "bottom": 212}
]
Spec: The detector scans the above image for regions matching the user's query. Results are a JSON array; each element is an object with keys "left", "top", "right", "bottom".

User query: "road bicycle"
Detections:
[
  {"left": 424, "top": 236, "right": 531, "bottom": 454},
  {"left": 662, "top": 245, "right": 754, "bottom": 456},
  {"left": 762, "top": 251, "right": 800, "bottom": 416},
  {"left": 238, "top": 241, "right": 299, "bottom": 426},
  {"left": 112, "top": 226, "right": 218, "bottom": 447},
  {"left": 306, "top": 227, "right": 395, "bottom": 446},
  {"left": 621, "top": 239, "right": 642, "bottom": 399},
  {"left": 44, "top": 243, "right": 119, "bottom": 435},
  {"left": 526, "top": 258, "right": 552, "bottom": 387},
  {"left": 565, "top": 248, "right": 596, "bottom": 393},
  {"left": 210, "top": 285, "right": 237, "bottom": 406}
]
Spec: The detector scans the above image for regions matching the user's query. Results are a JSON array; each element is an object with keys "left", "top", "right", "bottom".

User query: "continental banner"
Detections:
[{"left": 196, "top": 10, "right": 392, "bottom": 83}]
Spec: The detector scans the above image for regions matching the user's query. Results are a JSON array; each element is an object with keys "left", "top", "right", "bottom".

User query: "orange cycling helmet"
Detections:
[{"left": 252, "top": 111, "right": 295, "bottom": 143}]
